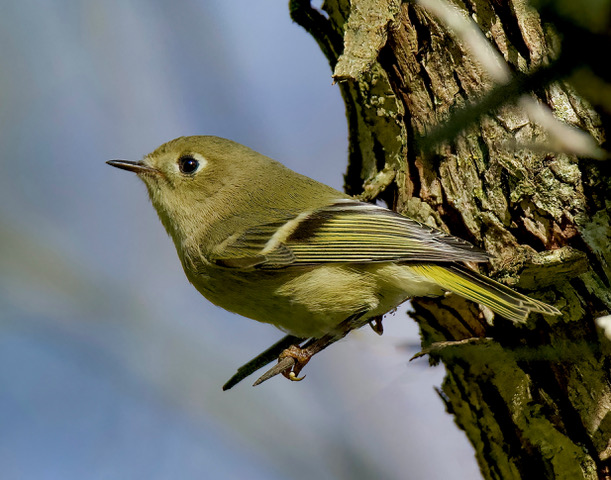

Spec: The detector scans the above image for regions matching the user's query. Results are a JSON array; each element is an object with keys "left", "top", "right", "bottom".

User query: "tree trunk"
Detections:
[{"left": 290, "top": 0, "right": 611, "bottom": 478}]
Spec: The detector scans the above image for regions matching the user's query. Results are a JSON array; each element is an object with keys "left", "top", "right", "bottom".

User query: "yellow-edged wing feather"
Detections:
[{"left": 212, "top": 200, "right": 488, "bottom": 268}]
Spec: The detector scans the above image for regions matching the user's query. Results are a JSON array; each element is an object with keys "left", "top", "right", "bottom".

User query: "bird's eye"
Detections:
[{"left": 178, "top": 155, "right": 199, "bottom": 174}]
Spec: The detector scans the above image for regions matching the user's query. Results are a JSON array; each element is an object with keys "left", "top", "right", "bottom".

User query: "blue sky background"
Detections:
[{"left": 0, "top": 1, "right": 480, "bottom": 478}]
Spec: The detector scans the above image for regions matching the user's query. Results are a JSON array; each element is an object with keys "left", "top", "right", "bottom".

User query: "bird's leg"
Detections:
[
  {"left": 253, "top": 311, "right": 370, "bottom": 386},
  {"left": 222, "top": 334, "right": 305, "bottom": 390},
  {"left": 252, "top": 338, "right": 326, "bottom": 386}
]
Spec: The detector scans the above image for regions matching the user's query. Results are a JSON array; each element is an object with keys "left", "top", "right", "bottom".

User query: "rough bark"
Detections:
[{"left": 290, "top": 0, "right": 611, "bottom": 478}]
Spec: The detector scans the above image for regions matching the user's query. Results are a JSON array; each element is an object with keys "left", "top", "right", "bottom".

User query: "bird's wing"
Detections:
[{"left": 211, "top": 200, "right": 489, "bottom": 269}]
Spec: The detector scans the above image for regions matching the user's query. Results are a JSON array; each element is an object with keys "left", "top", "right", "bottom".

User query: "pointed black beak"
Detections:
[{"left": 106, "top": 160, "right": 160, "bottom": 175}]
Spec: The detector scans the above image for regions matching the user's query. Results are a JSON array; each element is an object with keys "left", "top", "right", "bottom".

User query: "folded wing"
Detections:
[{"left": 212, "top": 200, "right": 488, "bottom": 269}]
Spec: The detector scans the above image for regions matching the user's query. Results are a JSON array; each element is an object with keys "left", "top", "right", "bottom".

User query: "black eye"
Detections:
[{"left": 178, "top": 155, "right": 199, "bottom": 174}]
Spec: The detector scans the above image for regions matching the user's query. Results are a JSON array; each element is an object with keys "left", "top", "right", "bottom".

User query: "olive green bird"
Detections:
[{"left": 108, "top": 136, "right": 560, "bottom": 370}]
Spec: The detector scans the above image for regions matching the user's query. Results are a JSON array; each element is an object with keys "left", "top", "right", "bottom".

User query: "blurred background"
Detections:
[{"left": 0, "top": 1, "right": 480, "bottom": 478}]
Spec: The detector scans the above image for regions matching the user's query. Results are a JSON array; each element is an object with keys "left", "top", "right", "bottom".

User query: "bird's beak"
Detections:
[{"left": 106, "top": 160, "right": 160, "bottom": 176}]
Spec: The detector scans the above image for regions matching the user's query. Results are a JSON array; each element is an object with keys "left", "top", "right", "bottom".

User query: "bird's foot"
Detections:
[
  {"left": 279, "top": 344, "right": 312, "bottom": 381},
  {"left": 251, "top": 343, "right": 314, "bottom": 386},
  {"left": 222, "top": 334, "right": 304, "bottom": 391},
  {"left": 246, "top": 312, "right": 369, "bottom": 388}
]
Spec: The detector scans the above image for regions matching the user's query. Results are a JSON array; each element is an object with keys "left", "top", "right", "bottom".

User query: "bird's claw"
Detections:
[
  {"left": 279, "top": 344, "right": 311, "bottom": 381},
  {"left": 288, "top": 371, "right": 306, "bottom": 381},
  {"left": 251, "top": 344, "right": 311, "bottom": 386},
  {"left": 249, "top": 312, "right": 369, "bottom": 388}
]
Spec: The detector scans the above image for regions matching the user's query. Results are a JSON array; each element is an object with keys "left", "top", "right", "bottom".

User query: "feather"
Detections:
[
  {"left": 409, "top": 263, "right": 561, "bottom": 321},
  {"left": 212, "top": 200, "right": 488, "bottom": 268}
]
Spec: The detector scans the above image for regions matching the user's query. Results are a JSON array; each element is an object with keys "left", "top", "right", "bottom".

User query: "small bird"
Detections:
[{"left": 108, "top": 136, "right": 560, "bottom": 379}]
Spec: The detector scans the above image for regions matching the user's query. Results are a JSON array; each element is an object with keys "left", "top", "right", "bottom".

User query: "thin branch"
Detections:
[
  {"left": 252, "top": 312, "right": 374, "bottom": 387},
  {"left": 222, "top": 334, "right": 304, "bottom": 390}
]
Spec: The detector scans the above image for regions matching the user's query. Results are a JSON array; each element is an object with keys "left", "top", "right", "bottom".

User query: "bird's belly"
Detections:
[{"left": 186, "top": 263, "right": 443, "bottom": 338}]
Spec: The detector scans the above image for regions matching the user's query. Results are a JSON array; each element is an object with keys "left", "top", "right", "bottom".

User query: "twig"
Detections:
[
  {"left": 252, "top": 312, "right": 369, "bottom": 387},
  {"left": 222, "top": 334, "right": 304, "bottom": 391},
  {"left": 252, "top": 357, "right": 297, "bottom": 387},
  {"left": 410, "top": 336, "right": 493, "bottom": 360}
]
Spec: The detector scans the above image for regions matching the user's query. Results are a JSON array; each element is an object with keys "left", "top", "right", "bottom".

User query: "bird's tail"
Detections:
[{"left": 409, "top": 263, "right": 561, "bottom": 323}]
